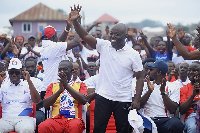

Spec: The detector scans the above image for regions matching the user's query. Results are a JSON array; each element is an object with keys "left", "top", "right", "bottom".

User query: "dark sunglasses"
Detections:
[{"left": 8, "top": 70, "right": 21, "bottom": 75}]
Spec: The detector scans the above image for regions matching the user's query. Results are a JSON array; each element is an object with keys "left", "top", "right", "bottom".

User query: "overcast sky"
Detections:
[{"left": 0, "top": 0, "right": 200, "bottom": 28}]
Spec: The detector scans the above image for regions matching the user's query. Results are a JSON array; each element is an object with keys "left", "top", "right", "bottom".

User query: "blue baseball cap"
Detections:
[{"left": 146, "top": 60, "right": 168, "bottom": 74}]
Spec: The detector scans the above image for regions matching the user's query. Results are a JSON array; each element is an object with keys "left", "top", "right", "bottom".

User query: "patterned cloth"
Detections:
[{"left": 59, "top": 79, "right": 75, "bottom": 118}]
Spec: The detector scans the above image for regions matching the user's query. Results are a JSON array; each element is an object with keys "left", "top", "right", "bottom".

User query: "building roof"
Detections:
[
  {"left": 94, "top": 13, "right": 118, "bottom": 23},
  {"left": 9, "top": 3, "right": 68, "bottom": 25}
]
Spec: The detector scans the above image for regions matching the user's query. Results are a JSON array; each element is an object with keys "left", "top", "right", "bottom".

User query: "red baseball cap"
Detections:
[{"left": 42, "top": 26, "right": 58, "bottom": 39}]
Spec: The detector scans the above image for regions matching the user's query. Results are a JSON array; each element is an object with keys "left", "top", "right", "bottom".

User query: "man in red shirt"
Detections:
[{"left": 179, "top": 62, "right": 200, "bottom": 133}]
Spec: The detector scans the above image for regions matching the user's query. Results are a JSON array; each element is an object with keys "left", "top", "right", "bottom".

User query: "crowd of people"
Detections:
[{"left": 0, "top": 4, "right": 200, "bottom": 133}]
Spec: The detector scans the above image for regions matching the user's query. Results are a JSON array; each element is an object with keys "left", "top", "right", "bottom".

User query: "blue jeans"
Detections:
[{"left": 184, "top": 112, "right": 196, "bottom": 133}]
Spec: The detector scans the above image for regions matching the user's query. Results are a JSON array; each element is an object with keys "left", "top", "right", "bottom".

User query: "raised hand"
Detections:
[
  {"left": 58, "top": 71, "right": 69, "bottom": 86},
  {"left": 177, "top": 27, "right": 185, "bottom": 39},
  {"left": 139, "top": 31, "right": 146, "bottom": 40},
  {"left": 12, "top": 45, "right": 20, "bottom": 56},
  {"left": 0, "top": 71, "right": 6, "bottom": 83},
  {"left": 93, "top": 22, "right": 101, "bottom": 27},
  {"left": 26, "top": 44, "right": 32, "bottom": 52},
  {"left": 167, "top": 23, "right": 176, "bottom": 39},
  {"left": 160, "top": 78, "right": 166, "bottom": 93},
  {"left": 11, "top": 36, "right": 14, "bottom": 44},
  {"left": 146, "top": 75, "right": 155, "bottom": 92},
  {"left": 69, "top": 4, "right": 82, "bottom": 21},
  {"left": 22, "top": 70, "right": 30, "bottom": 81},
  {"left": 193, "top": 83, "right": 200, "bottom": 96}
]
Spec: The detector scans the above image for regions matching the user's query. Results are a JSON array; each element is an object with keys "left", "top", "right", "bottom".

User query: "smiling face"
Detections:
[
  {"left": 110, "top": 23, "right": 126, "bottom": 49},
  {"left": 157, "top": 41, "right": 166, "bottom": 54},
  {"left": 16, "top": 37, "right": 24, "bottom": 46}
]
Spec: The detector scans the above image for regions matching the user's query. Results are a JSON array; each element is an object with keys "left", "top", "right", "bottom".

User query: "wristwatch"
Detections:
[
  {"left": 65, "top": 27, "right": 71, "bottom": 32},
  {"left": 161, "top": 91, "right": 167, "bottom": 95}
]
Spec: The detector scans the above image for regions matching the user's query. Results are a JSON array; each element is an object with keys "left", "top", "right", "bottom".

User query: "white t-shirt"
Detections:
[
  {"left": 0, "top": 80, "right": 33, "bottom": 118},
  {"left": 96, "top": 39, "right": 143, "bottom": 102},
  {"left": 172, "top": 53, "right": 199, "bottom": 65},
  {"left": 29, "top": 77, "right": 46, "bottom": 93},
  {"left": 80, "top": 46, "right": 99, "bottom": 64},
  {"left": 84, "top": 74, "right": 99, "bottom": 92},
  {"left": 142, "top": 81, "right": 180, "bottom": 118},
  {"left": 41, "top": 40, "right": 67, "bottom": 88},
  {"left": 20, "top": 46, "right": 42, "bottom": 61}
]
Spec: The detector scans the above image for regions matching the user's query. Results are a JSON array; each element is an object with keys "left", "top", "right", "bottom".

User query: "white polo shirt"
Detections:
[
  {"left": 41, "top": 40, "right": 67, "bottom": 88},
  {"left": 142, "top": 81, "right": 180, "bottom": 118},
  {"left": 0, "top": 79, "right": 33, "bottom": 118},
  {"left": 96, "top": 39, "right": 143, "bottom": 102}
]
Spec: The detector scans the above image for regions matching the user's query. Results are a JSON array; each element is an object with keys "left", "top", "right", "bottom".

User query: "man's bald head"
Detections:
[{"left": 111, "top": 23, "right": 127, "bottom": 35}]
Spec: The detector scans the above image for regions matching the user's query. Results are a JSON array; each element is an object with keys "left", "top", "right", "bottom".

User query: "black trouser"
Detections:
[
  {"left": 93, "top": 94, "right": 131, "bottom": 133},
  {"left": 151, "top": 117, "right": 183, "bottom": 133}
]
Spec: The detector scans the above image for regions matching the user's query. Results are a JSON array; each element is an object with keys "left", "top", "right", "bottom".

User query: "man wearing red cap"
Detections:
[{"left": 40, "top": 19, "right": 81, "bottom": 89}]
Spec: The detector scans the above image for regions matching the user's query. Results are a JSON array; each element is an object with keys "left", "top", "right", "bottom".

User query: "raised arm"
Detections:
[
  {"left": 140, "top": 75, "right": 154, "bottom": 108},
  {"left": 167, "top": 23, "right": 200, "bottom": 60},
  {"left": 66, "top": 33, "right": 81, "bottom": 50},
  {"left": 22, "top": 71, "right": 41, "bottom": 103},
  {"left": 58, "top": 19, "right": 73, "bottom": 42},
  {"left": 140, "top": 31, "right": 154, "bottom": 56},
  {"left": 166, "top": 31, "right": 172, "bottom": 56},
  {"left": 86, "top": 22, "right": 101, "bottom": 33},
  {"left": 179, "top": 82, "right": 200, "bottom": 114},
  {"left": 1, "top": 38, "right": 11, "bottom": 58},
  {"left": 70, "top": 5, "right": 97, "bottom": 49},
  {"left": 160, "top": 78, "right": 178, "bottom": 114}
]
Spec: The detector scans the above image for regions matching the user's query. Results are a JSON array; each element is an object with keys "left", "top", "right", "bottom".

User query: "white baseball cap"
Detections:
[{"left": 8, "top": 58, "right": 22, "bottom": 70}]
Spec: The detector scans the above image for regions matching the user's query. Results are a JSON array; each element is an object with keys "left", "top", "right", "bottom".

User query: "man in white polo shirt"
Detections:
[
  {"left": 0, "top": 58, "right": 40, "bottom": 133},
  {"left": 70, "top": 5, "right": 144, "bottom": 133},
  {"left": 40, "top": 23, "right": 81, "bottom": 88},
  {"left": 140, "top": 60, "right": 183, "bottom": 133}
]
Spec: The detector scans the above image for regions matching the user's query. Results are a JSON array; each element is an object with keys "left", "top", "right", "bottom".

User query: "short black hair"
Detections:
[
  {"left": 25, "top": 57, "right": 37, "bottom": 66},
  {"left": 59, "top": 60, "right": 73, "bottom": 70},
  {"left": 167, "top": 61, "right": 175, "bottom": 67},
  {"left": 156, "top": 36, "right": 163, "bottom": 41}
]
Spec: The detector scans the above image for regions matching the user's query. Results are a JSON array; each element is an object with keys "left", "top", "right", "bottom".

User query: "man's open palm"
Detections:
[
  {"left": 167, "top": 23, "right": 176, "bottom": 39},
  {"left": 70, "top": 4, "right": 82, "bottom": 21}
]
